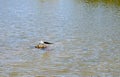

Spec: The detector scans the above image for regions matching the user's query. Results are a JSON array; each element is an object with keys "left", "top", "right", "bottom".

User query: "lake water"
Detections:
[{"left": 0, "top": 0, "right": 120, "bottom": 77}]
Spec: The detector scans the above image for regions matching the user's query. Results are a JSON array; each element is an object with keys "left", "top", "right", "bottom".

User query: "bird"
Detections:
[
  {"left": 35, "top": 40, "right": 53, "bottom": 49},
  {"left": 40, "top": 40, "right": 53, "bottom": 44}
]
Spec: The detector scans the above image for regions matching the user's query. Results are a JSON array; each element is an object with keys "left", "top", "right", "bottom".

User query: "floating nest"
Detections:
[{"left": 35, "top": 44, "right": 47, "bottom": 49}]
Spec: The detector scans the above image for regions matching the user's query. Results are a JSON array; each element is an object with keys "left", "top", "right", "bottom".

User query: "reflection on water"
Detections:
[{"left": 0, "top": 0, "right": 120, "bottom": 77}]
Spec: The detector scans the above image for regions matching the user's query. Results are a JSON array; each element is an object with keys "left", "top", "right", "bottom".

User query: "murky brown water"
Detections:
[{"left": 0, "top": 0, "right": 120, "bottom": 77}]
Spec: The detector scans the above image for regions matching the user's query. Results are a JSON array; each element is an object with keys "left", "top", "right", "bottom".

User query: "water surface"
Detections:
[{"left": 0, "top": 0, "right": 120, "bottom": 77}]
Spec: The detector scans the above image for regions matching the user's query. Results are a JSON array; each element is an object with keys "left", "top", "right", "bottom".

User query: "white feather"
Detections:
[{"left": 40, "top": 40, "right": 44, "bottom": 44}]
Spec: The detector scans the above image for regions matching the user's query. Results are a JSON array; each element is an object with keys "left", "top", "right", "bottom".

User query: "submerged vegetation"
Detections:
[{"left": 78, "top": 0, "right": 120, "bottom": 7}]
